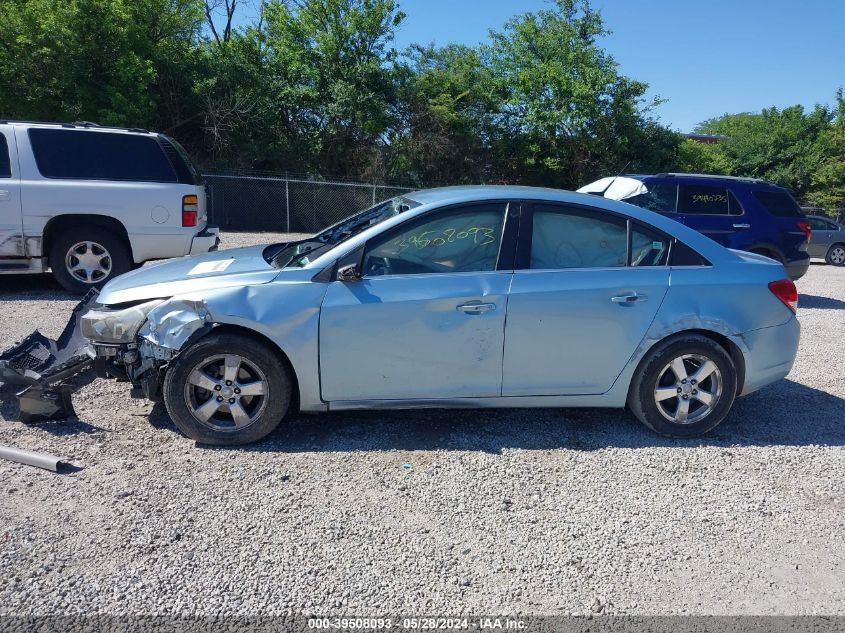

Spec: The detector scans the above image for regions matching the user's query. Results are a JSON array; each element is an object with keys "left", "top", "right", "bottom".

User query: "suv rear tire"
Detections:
[
  {"left": 49, "top": 226, "right": 131, "bottom": 293},
  {"left": 628, "top": 334, "right": 738, "bottom": 438}
]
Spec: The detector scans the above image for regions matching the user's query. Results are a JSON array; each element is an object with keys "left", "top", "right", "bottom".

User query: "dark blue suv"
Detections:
[{"left": 579, "top": 173, "right": 811, "bottom": 280}]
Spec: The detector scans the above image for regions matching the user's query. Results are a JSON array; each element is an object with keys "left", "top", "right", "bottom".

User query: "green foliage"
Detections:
[
  {"left": 483, "top": 0, "right": 667, "bottom": 186},
  {"left": 0, "top": 0, "right": 842, "bottom": 213},
  {"left": 0, "top": 0, "right": 204, "bottom": 126},
  {"left": 675, "top": 139, "right": 730, "bottom": 175},
  {"left": 694, "top": 97, "right": 845, "bottom": 214}
]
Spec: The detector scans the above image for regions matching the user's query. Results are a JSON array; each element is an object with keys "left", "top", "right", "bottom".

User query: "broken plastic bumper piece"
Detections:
[{"left": 0, "top": 290, "right": 98, "bottom": 423}]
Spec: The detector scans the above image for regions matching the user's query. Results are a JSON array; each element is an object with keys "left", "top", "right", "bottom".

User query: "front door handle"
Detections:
[
  {"left": 732, "top": 223, "right": 751, "bottom": 229},
  {"left": 611, "top": 293, "right": 647, "bottom": 305},
  {"left": 456, "top": 302, "right": 496, "bottom": 314}
]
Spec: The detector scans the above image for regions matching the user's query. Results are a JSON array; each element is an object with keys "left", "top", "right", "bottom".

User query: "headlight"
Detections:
[{"left": 80, "top": 299, "right": 166, "bottom": 344}]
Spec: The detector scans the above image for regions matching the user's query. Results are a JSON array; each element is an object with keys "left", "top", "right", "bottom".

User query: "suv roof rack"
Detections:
[
  {"left": 654, "top": 172, "right": 770, "bottom": 185},
  {"left": 0, "top": 119, "right": 151, "bottom": 134}
]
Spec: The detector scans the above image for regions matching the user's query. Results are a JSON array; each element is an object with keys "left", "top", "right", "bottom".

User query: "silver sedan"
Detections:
[
  {"left": 806, "top": 214, "right": 845, "bottom": 265},
  {"left": 80, "top": 186, "right": 801, "bottom": 445}
]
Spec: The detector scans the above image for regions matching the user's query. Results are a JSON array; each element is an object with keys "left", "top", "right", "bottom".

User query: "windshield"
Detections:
[{"left": 268, "top": 195, "right": 420, "bottom": 268}]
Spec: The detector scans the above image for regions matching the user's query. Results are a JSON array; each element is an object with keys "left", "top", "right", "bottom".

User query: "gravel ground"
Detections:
[{"left": 0, "top": 233, "right": 844, "bottom": 617}]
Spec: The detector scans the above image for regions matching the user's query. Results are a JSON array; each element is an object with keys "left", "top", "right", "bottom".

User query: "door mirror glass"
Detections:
[
  {"left": 336, "top": 263, "right": 362, "bottom": 282},
  {"left": 362, "top": 204, "right": 506, "bottom": 277}
]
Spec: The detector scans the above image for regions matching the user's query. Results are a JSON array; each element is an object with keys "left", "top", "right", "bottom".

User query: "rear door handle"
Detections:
[
  {"left": 732, "top": 223, "right": 751, "bottom": 229},
  {"left": 456, "top": 302, "right": 496, "bottom": 314},
  {"left": 611, "top": 293, "right": 647, "bottom": 305},
  {"left": 0, "top": 190, "right": 9, "bottom": 201}
]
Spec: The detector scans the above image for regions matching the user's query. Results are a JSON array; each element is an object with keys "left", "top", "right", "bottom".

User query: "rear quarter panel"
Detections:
[{"left": 619, "top": 258, "right": 796, "bottom": 398}]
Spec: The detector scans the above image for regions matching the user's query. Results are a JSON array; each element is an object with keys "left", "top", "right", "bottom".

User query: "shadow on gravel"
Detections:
[
  {"left": 178, "top": 378, "right": 845, "bottom": 455},
  {"left": 799, "top": 294, "right": 845, "bottom": 310},
  {"left": 0, "top": 273, "right": 68, "bottom": 297}
]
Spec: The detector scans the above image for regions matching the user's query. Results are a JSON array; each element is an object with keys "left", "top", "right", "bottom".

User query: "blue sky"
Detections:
[{"left": 388, "top": 0, "right": 844, "bottom": 132}]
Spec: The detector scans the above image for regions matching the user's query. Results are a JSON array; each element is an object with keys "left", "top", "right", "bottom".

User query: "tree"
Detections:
[
  {"left": 388, "top": 44, "right": 498, "bottom": 186},
  {"left": 0, "top": 0, "right": 204, "bottom": 127},
  {"left": 482, "top": 0, "right": 668, "bottom": 188},
  {"left": 675, "top": 138, "right": 730, "bottom": 175},
  {"left": 807, "top": 90, "right": 845, "bottom": 215},
  {"left": 260, "top": 0, "right": 405, "bottom": 177},
  {"left": 695, "top": 95, "right": 845, "bottom": 214}
]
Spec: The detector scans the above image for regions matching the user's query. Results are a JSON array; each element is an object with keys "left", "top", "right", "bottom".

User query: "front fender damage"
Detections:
[
  {"left": 97, "top": 299, "right": 213, "bottom": 401},
  {"left": 137, "top": 299, "right": 213, "bottom": 361}
]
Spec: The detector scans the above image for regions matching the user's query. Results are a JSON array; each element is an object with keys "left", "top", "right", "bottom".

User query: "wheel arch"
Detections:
[
  {"left": 628, "top": 328, "right": 746, "bottom": 401},
  {"left": 746, "top": 243, "right": 785, "bottom": 263},
  {"left": 189, "top": 323, "right": 302, "bottom": 415},
  {"left": 42, "top": 214, "right": 133, "bottom": 260}
]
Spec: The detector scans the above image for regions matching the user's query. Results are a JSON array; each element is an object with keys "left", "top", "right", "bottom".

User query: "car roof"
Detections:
[
  {"left": 628, "top": 172, "right": 782, "bottom": 189},
  {"left": 0, "top": 120, "right": 153, "bottom": 135}
]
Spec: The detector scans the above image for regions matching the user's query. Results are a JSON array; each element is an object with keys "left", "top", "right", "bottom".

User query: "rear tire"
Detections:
[
  {"left": 825, "top": 243, "right": 845, "bottom": 266},
  {"left": 628, "top": 334, "right": 738, "bottom": 438},
  {"left": 163, "top": 332, "right": 292, "bottom": 445},
  {"left": 49, "top": 226, "right": 131, "bottom": 293}
]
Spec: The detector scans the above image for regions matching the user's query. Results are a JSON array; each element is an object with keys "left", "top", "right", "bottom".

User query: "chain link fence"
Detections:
[{"left": 203, "top": 171, "right": 414, "bottom": 233}]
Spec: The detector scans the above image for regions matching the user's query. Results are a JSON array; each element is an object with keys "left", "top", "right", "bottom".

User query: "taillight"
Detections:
[
  {"left": 768, "top": 278, "right": 798, "bottom": 313},
  {"left": 182, "top": 194, "right": 198, "bottom": 227},
  {"left": 797, "top": 221, "right": 811, "bottom": 243}
]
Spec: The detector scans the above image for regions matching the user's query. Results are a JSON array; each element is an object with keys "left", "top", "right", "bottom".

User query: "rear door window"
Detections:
[
  {"left": 530, "top": 206, "right": 628, "bottom": 269},
  {"left": 751, "top": 190, "right": 803, "bottom": 217},
  {"left": 630, "top": 223, "right": 670, "bottom": 267},
  {"left": 808, "top": 218, "right": 831, "bottom": 231},
  {"left": 0, "top": 133, "right": 11, "bottom": 178},
  {"left": 678, "top": 184, "right": 742, "bottom": 216},
  {"left": 28, "top": 128, "right": 177, "bottom": 182}
]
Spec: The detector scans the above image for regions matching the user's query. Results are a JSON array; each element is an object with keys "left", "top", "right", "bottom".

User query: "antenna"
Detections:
[{"left": 600, "top": 160, "right": 632, "bottom": 195}]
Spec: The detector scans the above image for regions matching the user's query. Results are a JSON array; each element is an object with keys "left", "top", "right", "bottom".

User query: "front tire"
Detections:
[
  {"left": 628, "top": 334, "right": 738, "bottom": 438},
  {"left": 163, "top": 332, "right": 292, "bottom": 445},
  {"left": 49, "top": 226, "right": 131, "bottom": 293},
  {"left": 825, "top": 243, "right": 845, "bottom": 266}
]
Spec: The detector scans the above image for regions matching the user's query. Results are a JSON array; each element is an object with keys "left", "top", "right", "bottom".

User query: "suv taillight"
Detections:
[
  {"left": 768, "top": 278, "right": 798, "bottom": 313},
  {"left": 797, "top": 221, "right": 811, "bottom": 243},
  {"left": 182, "top": 195, "right": 198, "bottom": 227}
]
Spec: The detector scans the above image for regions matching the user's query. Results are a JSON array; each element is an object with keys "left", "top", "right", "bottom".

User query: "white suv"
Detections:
[{"left": 0, "top": 121, "right": 219, "bottom": 292}]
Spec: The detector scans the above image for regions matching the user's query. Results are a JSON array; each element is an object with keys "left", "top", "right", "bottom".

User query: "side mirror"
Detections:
[{"left": 336, "top": 263, "right": 362, "bottom": 282}]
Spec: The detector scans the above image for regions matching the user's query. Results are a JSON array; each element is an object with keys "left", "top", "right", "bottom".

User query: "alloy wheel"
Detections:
[
  {"left": 653, "top": 353, "right": 723, "bottom": 425},
  {"left": 65, "top": 240, "right": 113, "bottom": 284},
  {"left": 183, "top": 354, "right": 269, "bottom": 431},
  {"left": 830, "top": 246, "right": 845, "bottom": 265}
]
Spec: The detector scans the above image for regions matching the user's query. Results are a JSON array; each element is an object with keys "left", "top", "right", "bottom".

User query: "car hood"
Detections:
[
  {"left": 577, "top": 176, "right": 647, "bottom": 200},
  {"left": 97, "top": 245, "right": 282, "bottom": 305}
]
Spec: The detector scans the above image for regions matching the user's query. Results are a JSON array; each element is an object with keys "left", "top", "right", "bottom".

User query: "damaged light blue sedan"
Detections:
[{"left": 72, "top": 186, "right": 800, "bottom": 444}]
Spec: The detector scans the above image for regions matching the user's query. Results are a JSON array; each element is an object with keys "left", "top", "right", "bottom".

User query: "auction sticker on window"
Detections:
[{"left": 187, "top": 259, "right": 234, "bottom": 275}]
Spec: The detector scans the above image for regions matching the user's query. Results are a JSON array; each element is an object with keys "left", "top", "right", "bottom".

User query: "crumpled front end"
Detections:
[
  {"left": 83, "top": 298, "right": 214, "bottom": 401},
  {"left": 0, "top": 290, "right": 98, "bottom": 422}
]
